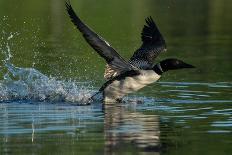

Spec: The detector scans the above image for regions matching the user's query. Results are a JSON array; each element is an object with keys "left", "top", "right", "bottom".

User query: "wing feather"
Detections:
[
  {"left": 65, "top": 2, "right": 132, "bottom": 74},
  {"left": 129, "top": 17, "right": 166, "bottom": 69}
]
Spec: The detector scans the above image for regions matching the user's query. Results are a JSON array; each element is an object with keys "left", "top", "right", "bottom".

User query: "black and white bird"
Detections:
[{"left": 65, "top": 2, "right": 195, "bottom": 103}]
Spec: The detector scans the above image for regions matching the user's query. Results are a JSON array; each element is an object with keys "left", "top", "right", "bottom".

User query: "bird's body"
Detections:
[
  {"left": 102, "top": 70, "right": 161, "bottom": 102},
  {"left": 65, "top": 1, "right": 195, "bottom": 103}
]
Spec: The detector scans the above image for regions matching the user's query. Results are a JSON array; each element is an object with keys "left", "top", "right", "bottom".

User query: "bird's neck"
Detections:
[{"left": 153, "top": 63, "right": 164, "bottom": 75}]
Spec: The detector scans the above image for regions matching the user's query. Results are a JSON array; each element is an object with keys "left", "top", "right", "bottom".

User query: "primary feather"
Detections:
[{"left": 65, "top": 2, "right": 132, "bottom": 79}]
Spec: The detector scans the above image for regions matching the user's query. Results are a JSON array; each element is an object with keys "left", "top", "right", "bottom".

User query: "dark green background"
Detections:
[{"left": 1, "top": 0, "right": 231, "bottom": 84}]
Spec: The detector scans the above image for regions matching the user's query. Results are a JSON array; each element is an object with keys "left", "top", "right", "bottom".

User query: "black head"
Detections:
[{"left": 156, "top": 58, "right": 195, "bottom": 73}]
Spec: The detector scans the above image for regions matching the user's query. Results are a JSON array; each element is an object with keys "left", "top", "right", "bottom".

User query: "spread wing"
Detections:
[
  {"left": 65, "top": 2, "right": 132, "bottom": 79},
  {"left": 129, "top": 17, "right": 167, "bottom": 69}
]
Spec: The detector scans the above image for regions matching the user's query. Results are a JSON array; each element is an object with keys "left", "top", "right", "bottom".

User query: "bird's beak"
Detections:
[{"left": 182, "top": 62, "right": 195, "bottom": 68}]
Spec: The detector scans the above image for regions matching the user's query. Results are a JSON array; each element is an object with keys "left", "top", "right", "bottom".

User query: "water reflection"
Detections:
[
  {"left": 103, "top": 104, "right": 161, "bottom": 154},
  {"left": 1, "top": 99, "right": 232, "bottom": 155}
]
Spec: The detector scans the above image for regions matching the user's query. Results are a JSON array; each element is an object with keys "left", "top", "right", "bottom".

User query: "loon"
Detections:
[{"left": 65, "top": 2, "right": 195, "bottom": 103}]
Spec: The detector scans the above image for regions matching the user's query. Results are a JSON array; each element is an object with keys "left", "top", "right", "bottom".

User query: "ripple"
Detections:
[
  {"left": 207, "top": 130, "right": 231, "bottom": 134},
  {"left": 212, "top": 121, "right": 232, "bottom": 127},
  {"left": 159, "top": 82, "right": 232, "bottom": 88}
]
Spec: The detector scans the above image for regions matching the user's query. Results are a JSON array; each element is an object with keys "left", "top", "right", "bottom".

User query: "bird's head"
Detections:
[{"left": 153, "top": 58, "right": 195, "bottom": 74}]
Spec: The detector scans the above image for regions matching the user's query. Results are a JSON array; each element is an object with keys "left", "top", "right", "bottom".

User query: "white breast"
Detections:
[{"left": 104, "top": 70, "right": 161, "bottom": 102}]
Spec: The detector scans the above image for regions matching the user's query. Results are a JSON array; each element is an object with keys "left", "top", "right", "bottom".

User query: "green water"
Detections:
[{"left": 0, "top": 0, "right": 232, "bottom": 154}]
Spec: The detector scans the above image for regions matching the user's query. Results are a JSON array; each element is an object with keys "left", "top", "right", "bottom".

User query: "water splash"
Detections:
[{"left": 0, "top": 33, "right": 94, "bottom": 104}]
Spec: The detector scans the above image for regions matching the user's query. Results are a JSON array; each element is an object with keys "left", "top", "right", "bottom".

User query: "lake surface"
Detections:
[{"left": 0, "top": 0, "right": 232, "bottom": 154}]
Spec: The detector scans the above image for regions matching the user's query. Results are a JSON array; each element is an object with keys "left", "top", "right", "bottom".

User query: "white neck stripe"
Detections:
[{"left": 157, "top": 63, "right": 164, "bottom": 73}]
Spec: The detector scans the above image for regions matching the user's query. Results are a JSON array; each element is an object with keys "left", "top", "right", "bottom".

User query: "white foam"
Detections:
[{"left": 0, "top": 63, "right": 94, "bottom": 104}]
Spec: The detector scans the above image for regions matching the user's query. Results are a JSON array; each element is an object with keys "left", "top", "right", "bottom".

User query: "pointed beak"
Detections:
[{"left": 182, "top": 62, "right": 195, "bottom": 68}]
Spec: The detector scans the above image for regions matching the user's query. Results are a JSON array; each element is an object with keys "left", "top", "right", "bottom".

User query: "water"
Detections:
[{"left": 0, "top": 0, "right": 232, "bottom": 154}]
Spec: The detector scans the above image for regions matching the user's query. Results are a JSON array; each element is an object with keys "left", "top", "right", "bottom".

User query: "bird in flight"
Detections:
[{"left": 65, "top": 1, "right": 195, "bottom": 103}]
